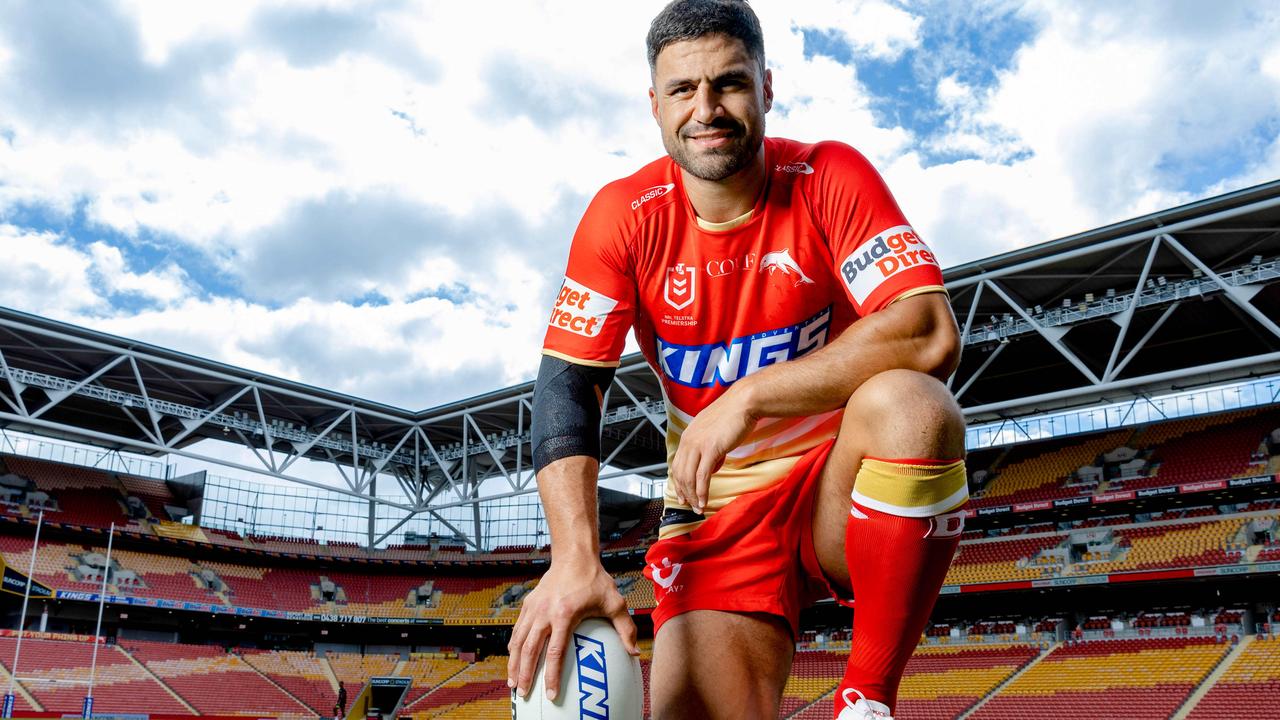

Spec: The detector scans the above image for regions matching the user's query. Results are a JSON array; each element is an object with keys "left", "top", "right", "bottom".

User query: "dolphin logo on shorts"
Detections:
[{"left": 649, "top": 557, "right": 683, "bottom": 589}]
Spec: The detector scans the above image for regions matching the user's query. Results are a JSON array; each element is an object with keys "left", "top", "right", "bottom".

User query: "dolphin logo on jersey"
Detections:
[{"left": 760, "top": 249, "right": 815, "bottom": 286}]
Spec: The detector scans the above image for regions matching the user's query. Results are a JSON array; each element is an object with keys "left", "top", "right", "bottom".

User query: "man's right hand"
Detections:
[{"left": 506, "top": 558, "right": 639, "bottom": 702}]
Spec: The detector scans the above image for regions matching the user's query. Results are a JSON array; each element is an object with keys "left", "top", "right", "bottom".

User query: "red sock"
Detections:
[{"left": 835, "top": 490, "right": 965, "bottom": 715}]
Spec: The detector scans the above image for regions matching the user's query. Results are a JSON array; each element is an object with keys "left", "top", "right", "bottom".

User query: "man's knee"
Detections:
[{"left": 845, "top": 369, "right": 964, "bottom": 457}]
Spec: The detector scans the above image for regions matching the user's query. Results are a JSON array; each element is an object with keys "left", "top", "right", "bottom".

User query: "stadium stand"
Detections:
[
  {"left": 402, "top": 655, "right": 508, "bottom": 719},
  {"left": 1186, "top": 635, "right": 1280, "bottom": 719},
  {"left": 968, "top": 636, "right": 1231, "bottom": 720},
  {"left": 606, "top": 498, "right": 664, "bottom": 550},
  {"left": 787, "top": 644, "right": 1042, "bottom": 719},
  {"left": 398, "top": 653, "right": 472, "bottom": 709},
  {"left": 7, "top": 511, "right": 1280, "bottom": 620},
  {"left": 0, "top": 636, "right": 191, "bottom": 716},
  {"left": 971, "top": 430, "right": 1130, "bottom": 506},
  {"left": 238, "top": 649, "right": 335, "bottom": 715},
  {"left": 780, "top": 649, "right": 844, "bottom": 717},
  {"left": 327, "top": 651, "right": 399, "bottom": 689},
  {"left": 121, "top": 638, "right": 310, "bottom": 717}
]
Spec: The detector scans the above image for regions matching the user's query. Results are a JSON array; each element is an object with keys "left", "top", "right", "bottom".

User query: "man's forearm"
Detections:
[
  {"left": 736, "top": 293, "right": 960, "bottom": 419},
  {"left": 537, "top": 455, "right": 603, "bottom": 564}
]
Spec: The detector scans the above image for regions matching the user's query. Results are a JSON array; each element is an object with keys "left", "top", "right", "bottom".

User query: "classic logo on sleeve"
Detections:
[
  {"left": 548, "top": 276, "right": 618, "bottom": 338},
  {"left": 840, "top": 225, "right": 939, "bottom": 305},
  {"left": 631, "top": 183, "right": 675, "bottom": 211}
]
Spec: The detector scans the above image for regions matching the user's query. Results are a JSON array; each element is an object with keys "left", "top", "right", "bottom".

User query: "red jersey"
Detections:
[{"left": 542, "top": 138, "right": 945, "bottom": 538}]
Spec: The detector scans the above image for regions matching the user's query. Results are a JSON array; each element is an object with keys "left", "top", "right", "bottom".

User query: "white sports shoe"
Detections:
[{"left": 836, "top": 688, "right": 894, "bottom": 720}]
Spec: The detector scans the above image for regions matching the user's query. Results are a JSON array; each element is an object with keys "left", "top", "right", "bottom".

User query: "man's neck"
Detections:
[{"left": 681, "top": 146, "right": 767, "bottom": 224}]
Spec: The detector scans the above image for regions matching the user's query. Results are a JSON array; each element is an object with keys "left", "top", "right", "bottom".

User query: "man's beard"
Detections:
[{"left": 665, "top": 118, "right": 764, "bottom": 181}]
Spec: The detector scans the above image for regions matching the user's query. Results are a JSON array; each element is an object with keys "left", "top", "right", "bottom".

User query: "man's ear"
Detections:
[
  {"left": 650, "top": 86, "right": 661, "bottom": 126},
  {"left": 763, "top": 68, "right": 774, "bottom": 113}
]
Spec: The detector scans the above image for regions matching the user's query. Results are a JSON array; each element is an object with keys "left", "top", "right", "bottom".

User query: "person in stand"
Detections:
[
  {"left": 509, "top": 2, "right": 968, "bottom": 718},
  {"left": 334, "top": 680, "right": 346, "bottom": 719}
]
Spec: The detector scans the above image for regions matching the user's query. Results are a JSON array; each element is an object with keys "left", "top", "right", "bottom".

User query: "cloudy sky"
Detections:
[{"left": 2, "top": 0, "right": 1278, "bottom": 411}]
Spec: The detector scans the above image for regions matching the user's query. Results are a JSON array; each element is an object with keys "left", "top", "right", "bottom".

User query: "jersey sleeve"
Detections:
[
  {"left": 541, "top": 189, "right": 636, "bottom": 367},
  {"left": 809, "top": 143, "right": 946, "bottom": 316}
]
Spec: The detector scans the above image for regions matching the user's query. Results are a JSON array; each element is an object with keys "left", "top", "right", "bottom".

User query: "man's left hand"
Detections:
[{"left": 669, "top": 387, "right": 758, "bottom": 514}]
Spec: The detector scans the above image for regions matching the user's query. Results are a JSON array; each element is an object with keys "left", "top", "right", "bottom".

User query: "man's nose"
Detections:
[{"left": 692, "top": 85, "right": 723, "bottom": 124}]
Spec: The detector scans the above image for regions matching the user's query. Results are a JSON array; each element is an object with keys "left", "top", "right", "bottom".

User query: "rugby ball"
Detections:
[{"left": 512, "top": 617, "right": 643, "bottom": 720}]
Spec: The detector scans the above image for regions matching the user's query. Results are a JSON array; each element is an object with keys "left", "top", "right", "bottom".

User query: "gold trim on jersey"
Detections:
[
  {"left": 695, "top": 209, "right": 755, "bottom": 232},
  {"left": 850, "top": 458, "right": 969, "bottom": 517},
  {"left": 887, "top": 285, "right": 949, "bottom": 305},
  {"left": 657, "top": 455, "right": 804, "bottom": 539},
  {"left": 540, "top": 349, "right": 621, "bottom": 368}
]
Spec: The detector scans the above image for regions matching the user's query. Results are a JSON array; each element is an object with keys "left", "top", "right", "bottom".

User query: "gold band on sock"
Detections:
[{"left": 850, "top": 458, "right": 969, "bottom": 517}]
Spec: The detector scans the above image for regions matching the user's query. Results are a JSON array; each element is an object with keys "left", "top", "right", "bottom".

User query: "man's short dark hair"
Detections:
[{"left": 646, "top": 0, "right": 765, "bottom": 74}]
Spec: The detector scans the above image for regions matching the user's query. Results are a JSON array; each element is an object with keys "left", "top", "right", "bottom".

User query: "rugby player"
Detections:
[{"left": 508, "top": 2, "right": 967, "bottom": 718}]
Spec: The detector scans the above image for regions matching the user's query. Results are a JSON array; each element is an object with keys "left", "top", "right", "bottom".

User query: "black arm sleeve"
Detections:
[{"left": 530, "top": 354, "right": 617, "bottom": 474}]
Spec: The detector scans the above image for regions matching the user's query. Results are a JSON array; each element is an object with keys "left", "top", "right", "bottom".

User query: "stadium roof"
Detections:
[{"left": 0, "top": 179, "right": 1278, "bottom": 547}]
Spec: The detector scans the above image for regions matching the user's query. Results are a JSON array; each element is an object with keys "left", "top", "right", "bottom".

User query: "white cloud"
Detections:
[
  {"left": 115, "top": 0, "right": 259, "bottom": 64},
  {"left": 86, "top": 241, "right": 192, "bottom": 305},
  {"left": 892, "top": 1, "right": 1280, "bottom": 266},
  {"left": 774, "top": 1, "right": 923, "bottom": 61},
  {"left": 0, "top": 226, "right": 104, "bottom": 316}
]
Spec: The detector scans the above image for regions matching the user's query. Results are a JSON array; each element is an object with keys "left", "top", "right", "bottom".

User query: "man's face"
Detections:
[{"left": 649, "top": 34, "right": 772, "bottom": 182}]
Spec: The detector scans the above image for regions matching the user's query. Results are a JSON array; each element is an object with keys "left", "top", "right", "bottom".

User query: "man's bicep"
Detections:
[
  {"left": 530, "top": 354, "right": 617, "bottom": 473},
  {"left": 870, "top": 292, "right": 961, "bottom": 378}
]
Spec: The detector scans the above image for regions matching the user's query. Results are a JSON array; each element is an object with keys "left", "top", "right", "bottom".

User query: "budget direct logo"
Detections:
[
  {"left": 574, "top": 634, "right": 610, "bottom": 719},
  {"left": 631, "top": 183, "right": 675, "bottom": 210},
  {"left": 548, "top": 277, "right": 618, "bottom": 338},
  {"left": 840, "top": 225, "right": 938, "bottom": 305}
]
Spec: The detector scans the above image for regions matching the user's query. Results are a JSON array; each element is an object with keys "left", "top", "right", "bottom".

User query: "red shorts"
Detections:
[{"left": 643, "top": 439, "right": 844, "bottom": 638}]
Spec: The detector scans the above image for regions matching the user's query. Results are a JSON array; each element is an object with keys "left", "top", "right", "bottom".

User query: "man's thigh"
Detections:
[{"left": 650, "top": 610, "right": 794, "bottom": 720}]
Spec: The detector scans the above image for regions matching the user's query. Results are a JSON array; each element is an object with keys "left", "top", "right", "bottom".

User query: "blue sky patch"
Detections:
[
  {"left": 800, "top": 5, "right": 1040, "bottom": 166},
  {"left": 407, "top": 283, "right": 476, "bottom": 306},
  {"left": 1, "top": 199, "right": 240, "bottom": 303},
  {"left": 1155, "top": 115, "right": 1280, "bottom": 194}
]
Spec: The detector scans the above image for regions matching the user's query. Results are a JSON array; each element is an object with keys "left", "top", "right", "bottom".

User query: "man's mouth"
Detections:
[{"left": 684, "top": 129, "right": 736, "bottom": 149}]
